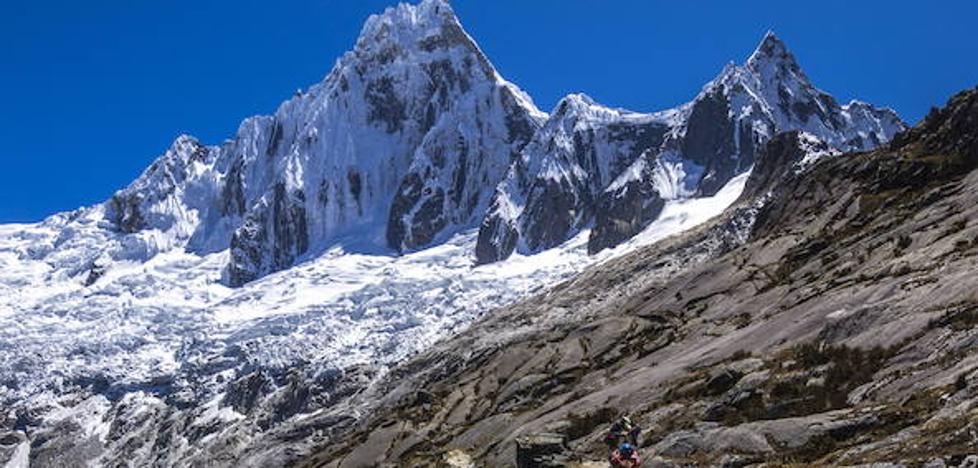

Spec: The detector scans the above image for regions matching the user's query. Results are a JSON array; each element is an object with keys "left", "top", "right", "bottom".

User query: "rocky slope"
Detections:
[{"left": 304, "top": 87, "right": 978, "bottom": 467}]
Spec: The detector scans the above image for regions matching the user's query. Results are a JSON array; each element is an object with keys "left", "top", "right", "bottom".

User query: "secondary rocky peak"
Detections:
[
  {"left": 549, "top": 94, "right": 610, "bottom": 126},
  {"left": 556, "top": 93, "right": 597, "bottom": 112},
  {"left": 476, "top": 30, "right": 905, "bottom": 263},
  {"left": 549, "top": 93, "right": 658, "bottom": 132},
  {"left": 892, "top": 86, "right": 978, "bottom": 160}
]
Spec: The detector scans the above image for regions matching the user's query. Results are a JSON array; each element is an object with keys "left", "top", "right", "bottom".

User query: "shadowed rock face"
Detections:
[
  {"left": 299, "top": 88, "right": 978, "bottom": 467},
  {"left": 385, "top": 84, "right": 540, "bottom": 253},
  {"left": 475, "top": 206, "right": 520, "bottom": 264},
  {"left": 522, "top": 176, "right": 594, "bottom": 252},
  {"left": 738, "top": 130, "right": 835, "bottom": 203},
  {"left": 520, "top": 120, "right": 673, "bottom": 255},
  {"left": 475, "top": 95, "right": 676, "bottom": 263},
  {"left": 682, "top": 89, "right": 740, "bottom": 196},
  {"left": 228, "top": 184, "right": 309, "bottom": 287},
  {"left": 588, "top": 161, "right": 666, "bottom": 255},
  {"left": 221, "top": 160, "right": 247, "bottom": 217}
]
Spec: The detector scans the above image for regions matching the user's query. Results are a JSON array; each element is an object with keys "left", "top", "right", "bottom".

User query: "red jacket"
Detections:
[{"left": 610, "top": 450, "right": 642, "bottom": 468}]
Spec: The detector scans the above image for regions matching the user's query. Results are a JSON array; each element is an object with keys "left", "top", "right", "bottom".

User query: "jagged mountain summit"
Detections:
[
  {"left": 106, "top": 0, "right": 543, "bottom": 287},
  {"left": 476, "top": 31, "right": 905, "bottom": 263}
]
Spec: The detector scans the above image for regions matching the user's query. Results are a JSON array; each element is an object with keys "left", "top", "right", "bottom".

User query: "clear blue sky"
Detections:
[{"left": 2, "top": 1, "right": 976, "bottom": 222}]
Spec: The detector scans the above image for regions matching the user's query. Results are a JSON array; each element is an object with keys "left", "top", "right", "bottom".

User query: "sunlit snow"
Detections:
[{"left": 0, "top": 174, "right": 746, "bottom": 411}]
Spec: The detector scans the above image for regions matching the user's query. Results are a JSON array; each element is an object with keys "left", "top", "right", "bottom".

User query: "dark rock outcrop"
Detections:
[
  {"left": 738, "top": 131, "right": 833, "bottom": 203},
  {"left": 683, "top": 88, "right": 740, "bottom": 196},
  {"left": 108, "top": 192, "right": 146, "bottom": 234},
  {"left": 222, "top": 372, "right": 273, "bottom": 415},
  {"left": 588, "top": 155, "right": 666, "bottom": 254},
  {"left": 891, "top": 85, "right": 978, "bottom": 164},
  {"left": 515, "top": 434, "right": 569, "bottom": 468},
  {"left": 475, "top": 206, "right": 520, "bottom": 264},
  {"left": 227, "top": 184, "right": 309, "bottom": 287}
]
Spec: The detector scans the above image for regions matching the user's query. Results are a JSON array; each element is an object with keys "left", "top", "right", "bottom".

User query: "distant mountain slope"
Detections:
[{"left": 305, "top": 87, "right": 978, "bottom": 467}]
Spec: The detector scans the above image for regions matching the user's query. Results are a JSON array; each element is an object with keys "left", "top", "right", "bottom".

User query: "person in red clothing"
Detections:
[{"left": 609, "top": 443, "right": 641, "bottom": 467}]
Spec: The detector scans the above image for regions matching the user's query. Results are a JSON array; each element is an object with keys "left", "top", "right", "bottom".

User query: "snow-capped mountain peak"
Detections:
[
  {"left": 57, "top": 0, "right": 545, "bottom": 287},
  {"left": 354, "top": 0, "right": 485, "bottom": 74},
  {"left": 746, "top": 31, "right": 800, "bottom": 73},
  {"left": 358, "top": 0, "right": 456, "bottom": 42}
]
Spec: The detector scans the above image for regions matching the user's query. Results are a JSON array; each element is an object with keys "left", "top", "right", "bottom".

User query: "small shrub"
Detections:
[
  {"left": 783, "top": 343, "right": 891, "bottom": 412},
  {"left": 951, "top": 218, "right": 968, "bottom": 234},
  {"left": 894, "top": 235, "right": 913, "bottom": 257},
  {"left": 733, "top": 313, "right": 752, "bottom": 329},
  {"left": 955, "top": 373, "right": 969, "bottom": 391}
]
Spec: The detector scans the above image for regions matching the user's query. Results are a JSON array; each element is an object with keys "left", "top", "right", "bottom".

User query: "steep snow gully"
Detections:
[{"left": 0, "top": 0, "right": 905, "bottom": 466}]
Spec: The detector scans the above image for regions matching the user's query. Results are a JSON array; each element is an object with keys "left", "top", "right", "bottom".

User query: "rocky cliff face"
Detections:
[
  {"left": 588, "top": 152, "right": 668, "bottom": 255},
  {"left": 476, "top": 95, "right": 674, "bottom": 263},
  {"left": 304, "top": 87, "right": 978, "bottom": 467},
  {"left": 475, "top": 32, "right": 906, "bottom": 262}
]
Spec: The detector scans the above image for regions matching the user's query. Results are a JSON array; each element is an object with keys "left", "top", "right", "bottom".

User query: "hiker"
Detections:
[
  {"left": 604, "top": 416, "right": 641, "bottom": 450},
  {"left": 609, "top": 442, "right": 641, "bottom": 467}
]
